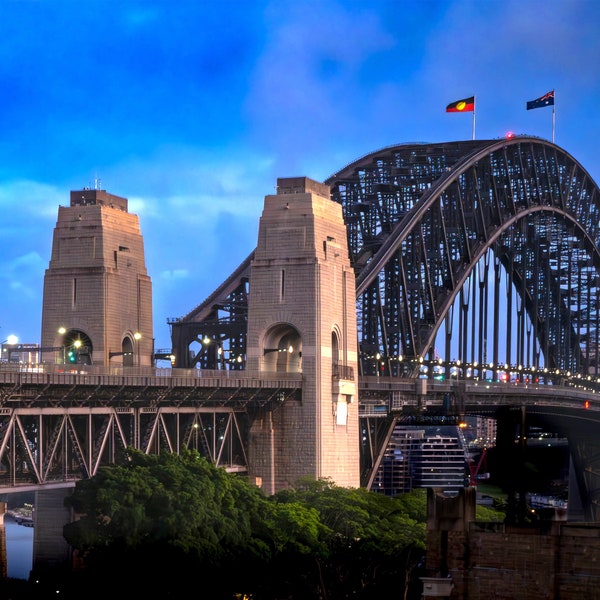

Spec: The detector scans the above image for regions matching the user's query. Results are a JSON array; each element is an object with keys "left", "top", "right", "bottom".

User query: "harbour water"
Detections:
[{"left": 5, "top": 519, "right": 33, "bottom": 580}]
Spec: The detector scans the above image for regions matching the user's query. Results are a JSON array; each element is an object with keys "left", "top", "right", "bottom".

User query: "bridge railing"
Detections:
[
  {"left": 357, "top": 376, "right": 600, "bottom": 414},
  {"left": 0, "top": 362, "right": 301, "bottom": 377},
  {"left": 0, "top": 362, "right": 304, "bottom": 387},
  {"left": 1, "top": 363, "right": 598, "bottom": 410}
]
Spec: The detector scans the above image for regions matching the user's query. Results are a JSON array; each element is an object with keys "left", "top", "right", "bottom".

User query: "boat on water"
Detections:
[{"left": 6, "top": 503, "right": 34, "bottom": 527}]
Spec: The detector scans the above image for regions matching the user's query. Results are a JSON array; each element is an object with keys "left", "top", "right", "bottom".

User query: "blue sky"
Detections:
[{"left": 1, "top": 0, "right": 599, "bottom": 352}]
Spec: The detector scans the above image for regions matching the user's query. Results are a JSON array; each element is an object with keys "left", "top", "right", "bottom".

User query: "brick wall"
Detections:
[{"left": 424, "top": 488, "right": 600, "bottom": 599}]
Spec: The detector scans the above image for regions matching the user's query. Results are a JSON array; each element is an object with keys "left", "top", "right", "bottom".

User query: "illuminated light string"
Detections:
[{"left": 360, "top": 352, "right": 600, "bottom": 388}]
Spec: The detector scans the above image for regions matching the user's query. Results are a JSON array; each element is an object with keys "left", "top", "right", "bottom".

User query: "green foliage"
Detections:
[
  {"left": 273, "top": 478, "right": 426, "bottom": 552},
  {"left": 60, "top": 451, "right": 428, "bottom": 599},
  {"left": 271, "top": 478, "right": 427, "bottom": 599},
  {"left": 475, "top": 503, "right": 506, "bottom": 521},
  {"left": 65, "top": 448, "right": 262, "bottom": 559}
]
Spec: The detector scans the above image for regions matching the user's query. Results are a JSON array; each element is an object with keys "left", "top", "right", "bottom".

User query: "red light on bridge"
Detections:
[
  {"left": 505, "top": 131, "right": 515, "bottom": 139},
  {"left": 584, "top": 400, "right": 591, "bottom": 409}
]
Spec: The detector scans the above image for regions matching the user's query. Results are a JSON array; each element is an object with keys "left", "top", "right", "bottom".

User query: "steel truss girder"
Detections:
[{"left": 0, "top": 406, "right": 249, "bottom": 492}]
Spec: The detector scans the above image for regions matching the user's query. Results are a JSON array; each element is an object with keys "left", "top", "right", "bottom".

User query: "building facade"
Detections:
[{"left": 372, "top": 425, "right": 469, "bottom": 496}]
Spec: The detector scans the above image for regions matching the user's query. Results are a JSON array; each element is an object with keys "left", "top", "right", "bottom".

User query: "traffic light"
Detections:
[{"left": 68, "top": 349, "right": 76, "bottom": 363}]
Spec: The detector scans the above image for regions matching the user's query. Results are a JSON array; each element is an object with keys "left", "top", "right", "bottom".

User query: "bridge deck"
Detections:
[{"left": 1, "top": 365, "right": 599, "bottom": 495}]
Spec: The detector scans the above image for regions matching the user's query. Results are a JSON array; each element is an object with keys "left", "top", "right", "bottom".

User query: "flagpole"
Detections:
[
  {"left": 472, "top": 96, "right": 476, "bottom": 140},
  {"left": 552, "top": 104, "right": 555, "bottom": 144}
]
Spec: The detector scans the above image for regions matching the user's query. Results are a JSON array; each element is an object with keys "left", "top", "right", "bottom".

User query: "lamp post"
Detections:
[
  {"left": 134, "top": 332, "right": 142, "bottom": 367},
  {"left": 450, "top": 361, "right": 460, "bottom": 385},
  {"left": 58, "top": 327, "right": 67, "bottom": 364}
]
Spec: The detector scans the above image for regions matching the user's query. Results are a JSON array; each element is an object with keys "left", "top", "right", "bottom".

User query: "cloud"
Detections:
[
  {"left": 0, "top": 180, "right": 64, "bottom": 220},
  {"left": 159, "top": 269, "right": 190, "bottom": 282},
  {"left": 245, "top": 2, "right": 395, "bottom": 156}
]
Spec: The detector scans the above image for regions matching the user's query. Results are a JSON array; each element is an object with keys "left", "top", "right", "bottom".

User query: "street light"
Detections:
[
  {"left": 193, "top": 422, "right": 199, "bottom": 450},
  {"left": 58, "top": 327, "right": 67, "bottom": 363},
  {"left": 264, "top": 345, "right": 294, "bottom": 356},
  {"left": 1, "top": 335, "right": 18, "bottom": 362},
  {"left": 134, "top": 332, "right": 142, "bottom": 366}
]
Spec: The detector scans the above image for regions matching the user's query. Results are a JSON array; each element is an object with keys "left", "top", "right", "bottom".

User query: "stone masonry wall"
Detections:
[{"left": 424, "top": 488, "right": 600, "bottom": 599}]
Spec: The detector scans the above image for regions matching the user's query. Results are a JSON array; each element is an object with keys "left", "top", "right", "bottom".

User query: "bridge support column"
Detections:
[
  {"left": 31, "top": 488, "right": 73, "bottom": 579},
  {"left": 567, "top": 429, "right": 600, "bottom": 522},
  {"left": 0, "top": 502, "right": 6, "bottom": 581},
  {"left": 422, "top": 487, "right": 475, "bottom": 598},
  {"left": 494, "top": 406, "right": 531, "bottom": 525}
]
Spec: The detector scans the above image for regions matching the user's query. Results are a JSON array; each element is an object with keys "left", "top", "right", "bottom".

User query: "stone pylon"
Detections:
[
  {"left": 40, "top": 188, "right": 153, "bottom": 367},
  {"left": 246, "top": 177, "right": 360, "bottom": 494}
]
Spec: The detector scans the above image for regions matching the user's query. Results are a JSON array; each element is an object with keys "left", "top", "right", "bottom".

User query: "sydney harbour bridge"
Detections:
[{"left": 2, "top": 136, "right": 600, "bottom": 520}]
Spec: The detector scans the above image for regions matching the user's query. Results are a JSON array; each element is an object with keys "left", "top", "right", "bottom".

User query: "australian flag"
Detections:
[{"left": 527, "top": 90, "right": 555, "bottom": 110}]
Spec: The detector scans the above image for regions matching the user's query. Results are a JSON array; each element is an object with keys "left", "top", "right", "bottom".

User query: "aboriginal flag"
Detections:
[
  {"left": 446, "top": 96, "right": 475, "bottom": 113},
  {"left": 526, "top": 90, "right": 554, "bottom": 110}
]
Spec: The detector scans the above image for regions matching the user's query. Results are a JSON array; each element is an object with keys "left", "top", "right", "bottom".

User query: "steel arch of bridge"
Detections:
[{"left": 327, "top": 136, "right": 600, "bottom": 381}]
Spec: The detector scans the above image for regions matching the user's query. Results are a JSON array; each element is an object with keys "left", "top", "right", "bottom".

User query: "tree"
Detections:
[
  {"left": 271, "top": 478, "right": 427, "bottom": 598},
  {"left": 62, "top": 448, "right": 276, "bottom": 597},
  {"left": 61, "top": 449, "right": 332, "bottom": 598},
  {"left": 55, "top": 451, "right": 429, "bottom": 599}
]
